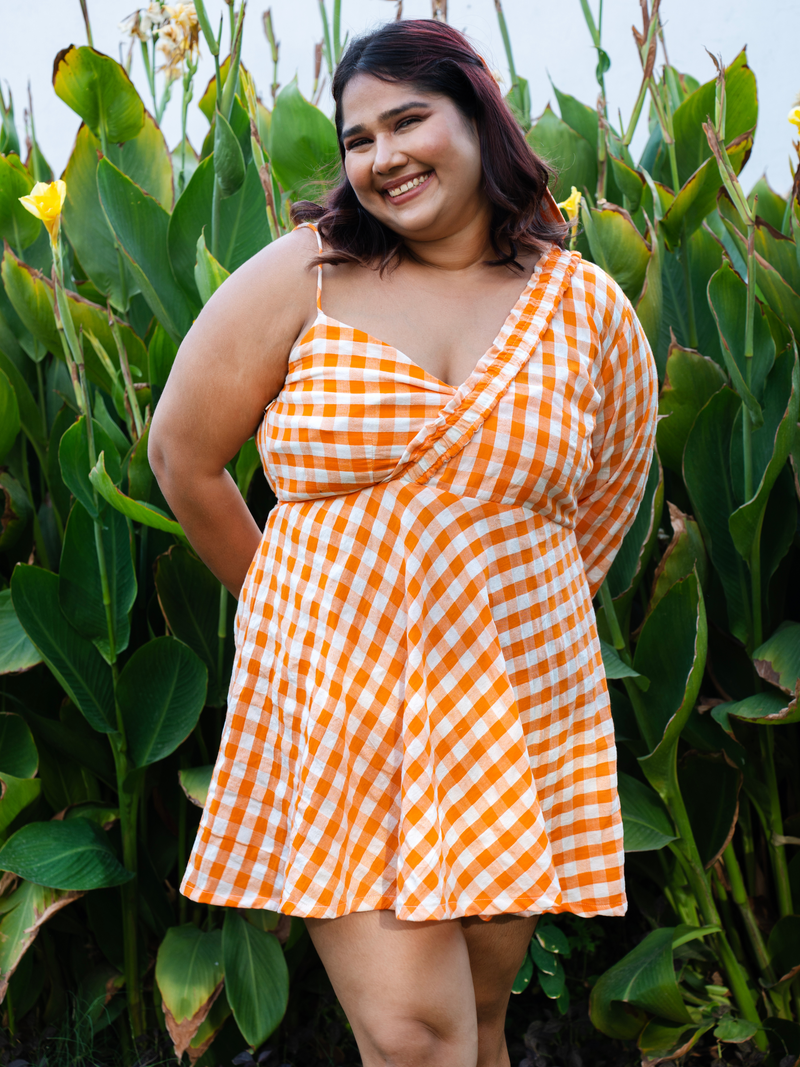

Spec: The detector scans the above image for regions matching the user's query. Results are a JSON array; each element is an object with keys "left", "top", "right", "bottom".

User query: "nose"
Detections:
[{"left": 373, "top": 132, "right": 406, "bottom": 175}]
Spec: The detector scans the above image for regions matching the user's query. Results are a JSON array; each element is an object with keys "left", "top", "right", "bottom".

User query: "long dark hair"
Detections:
[{"left": 292, "top": 19, "right": 566, "bottom": 272}]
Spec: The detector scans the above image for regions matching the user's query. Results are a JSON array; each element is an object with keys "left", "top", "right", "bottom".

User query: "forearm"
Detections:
[{"left": 155, "top": 466, "right": 262, "bottom": 597}]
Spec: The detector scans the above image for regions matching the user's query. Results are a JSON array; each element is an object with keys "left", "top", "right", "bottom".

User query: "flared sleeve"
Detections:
[{"left": 575, "top": 293, "right": 659, "bottom": 598}]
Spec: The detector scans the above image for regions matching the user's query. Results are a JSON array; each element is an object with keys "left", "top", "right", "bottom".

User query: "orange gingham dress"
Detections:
[{"left": 182, "top": 225, "right": 658, "bottom": 921}]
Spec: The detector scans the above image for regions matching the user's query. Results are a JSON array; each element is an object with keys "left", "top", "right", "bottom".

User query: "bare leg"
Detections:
[
  {"left": 461, "top": 914, "right": 539, "bottom": 1067},
  {"left": 305, "top": 910, "right": 537, "bottom": 1067}
]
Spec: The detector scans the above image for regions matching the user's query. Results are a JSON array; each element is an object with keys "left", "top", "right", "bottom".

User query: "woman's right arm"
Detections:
[{"left": 148, "top": 228, "right": 318, "bottom": 597}]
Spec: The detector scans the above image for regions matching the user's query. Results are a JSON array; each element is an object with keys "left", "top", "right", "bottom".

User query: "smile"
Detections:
[{"left": 384, "top": 171, "right": 434, "bottom": 200}]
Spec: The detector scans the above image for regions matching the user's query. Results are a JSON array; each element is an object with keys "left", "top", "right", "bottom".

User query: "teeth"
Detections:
[{"left": 387, "top": 172, "right": 431, "bottom": 198}]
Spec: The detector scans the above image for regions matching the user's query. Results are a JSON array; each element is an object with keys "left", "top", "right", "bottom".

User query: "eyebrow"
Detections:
[{"left": 341, "top": 101, "right": 433, "bottom": 142}]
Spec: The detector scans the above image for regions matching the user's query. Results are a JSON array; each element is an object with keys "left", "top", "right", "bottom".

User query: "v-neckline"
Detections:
[{"left": 292, "top": 245, "right": 557, "bottom": 395}]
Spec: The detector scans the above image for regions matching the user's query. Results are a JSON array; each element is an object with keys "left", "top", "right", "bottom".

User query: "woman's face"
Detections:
[{"left": 339, "top": 74, "right": 488, "bottom": 243}]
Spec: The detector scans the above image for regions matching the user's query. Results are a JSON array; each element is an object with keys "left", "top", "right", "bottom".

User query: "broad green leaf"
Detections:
[
  {"left": 752, "top": 220, "right": 800, "bottom": 294},
  {"left": 511, "top": 951, "right": 534, "bottom": 993},
  {"left": 683, "top": 388, "right": 750, "bottom": 643},
  {"left": 580, "top": 202, "right": 651, "bottom": 302},
  {"left": 197, "top": 56, "right": 234, "bottom": 122},
  {"left": 179, "top": 765, "right": 213, "bottom": 808},
  {"left": 609, "top": 156, "right": 645, "bottom": 213},
  {"left": 156, "top": 925, "right": 224, "bottom": 1060},
  {"left": 753, "top": 621, "right": 800, "bottom": 697},
  {"left": 600, "top": 640, "right": 647, "bottom": 686},
  {"left": 0, "top": 248, "right": 148, "bottom": 392},
  {"left": 214, "top": 107, "right": 246, "bottom": 198},
  {"left": 660, "top": 132, "right": 752, "bottom": 249},
  {"left": 729, "top": 344, "right": 800, "bottom": 559},
  {"left": 638, "top": 1020, "right": 709, "bottom": 1059},
  {"left": 195, "top": 231, "right": 230, "bottom": 305},
  {"left": 748, "top": 176, "right": 787, "bottom": 233},
  {"left": 526, "top": 106, "right": 597, "bottom": 204},
  {"left": 269, "top": 80, "right": 339, "bottom": 198},
  {"left": 606, "top": 454, "right": 663, "bottom": 604},
  {"left": 618, "top": 773, "right": 676, "bottom": 852},
  {"left": 589, "top": 927, "right": 690, "bottom": 1038},
  {"left": 712, "top": 691, "right": 798, "bottom": 730},
  {"left": 154, "top": 544, "right": 229, "bottom": 705},
  {"left": 714, "top": 1016, "right": 758, "bottom": 1044},
  {"left": 0, "top": 880, "right": 82, "bottom": 1001},
  {"left": 53, "top": 45, "right": 144, "bottom": 144},
  {"left": 97, "top": 157, "right": 193, "bottom": 345},
  {"left": 0, "top": 819, "right": 132, "bottom": 890},
  {"left": 529, "top": 939, "right": 558, "bottom": 974},
  {"left": 189, "top": 986, "right": 232, "bottom": 1059},
  {"left": 149, "top": 324, "right": 179, "bottom": 390},
  {"left": 751, "top": 256, "right": 800, "bottom": 344},
  {"left": 633, "top": 572, "right": 706, "bottom": 760},
  {"left": 657, "top": 345, "right": 726, "bottom": 473},
  {"left": 236, "top": 437, "right": 261, "bottom": 499},
  {"left": 679, "top": 752, "right": 741, "bottom": 867},
  {"left": 0, "top": 154, "right": 41, "bottom": 251},
  {"left": 552, "top": 85, "right": 598, "bottom": 149},
  {"left": 708, "top": 261, "right": 775, "bottom": 423},
  {"left": 0, "top": 588, "right": 41, "bottom": 675},
  {"left": 535, "top": 922, "right": 570, "bottom": 956},
  {"left": 634, "top": 223, "right": 662, "bottom": 354},
  {"left": 59, "top": 501, "right": 136, "bottom": 662},
  {"left": 59, "top": 417, "right": 122, "bottom": 519},
  {"left": 672, "top": 50, "right": 757, "bottom": 188},
  {"left": 649, "top": 505, "right": 709, "bottom": 614},
  {"left": 655, "top": 226, "right": 724, "bottom": 375},
  {"left": 168, "top": 156, "right": 270, "bottom": 304},
  {"left": 24, "top": 710, "right": 115, "bottom": 789},
  {"left": 0, "top": 713, "right": 38, "bottom": 778},
  {"left": 0, "top": 351, "right": 42, "bottom": 448},
  {"left": 62, "top": 115, "right": 174, "bottom": 310},
  {"left": 538, "top": 958, "right": 566, "bottom": 999},
  {"left": 89, "top": 451, "right": 187, "bottom": 542},
  {"left": 768, "top": 915, "right": 800, "bottom": 983},
  {"left": 0, "top": 471, "right": 32, "bottom": 551},
  {"left": 0, "top": 773, "right": 42, "bottom": 840},
  {"left": 116, "top": 637, "right": 207, "bottom": 767},
  {"left": 10, "top": 566, "right": 116, "bottom": 734},
  {"left": 223, "top": 910, "right": 289, "bottom": 1047}
]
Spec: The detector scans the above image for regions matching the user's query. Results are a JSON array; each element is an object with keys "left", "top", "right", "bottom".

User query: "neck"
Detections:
[{"left": 401, "top": 198, "right": 495, "bottom": 273}]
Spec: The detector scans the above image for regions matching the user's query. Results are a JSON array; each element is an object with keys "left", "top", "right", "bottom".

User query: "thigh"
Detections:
[
  {"left": 460, "top": 914, "right": 539, "bottom": 1017},
  {"left": 306, "top": 910, "right": 478, "bottom": 1058}
]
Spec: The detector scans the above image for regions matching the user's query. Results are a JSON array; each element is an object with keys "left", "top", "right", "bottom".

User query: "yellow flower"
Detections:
[
  {"left": 557, "top": 186, "right": 582, "bottom": 223},
  {"left": 789, "top": 106, "right": 800, "bottom": 135},
  {"left": 18, "top": 180, "right": 67, "bottom": 243}
]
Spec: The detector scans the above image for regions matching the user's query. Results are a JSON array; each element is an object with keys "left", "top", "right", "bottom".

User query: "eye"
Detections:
[
  {"left": 397, "top": 116, "right": 421, "bottom": 131},
  {"left": 345, "top": 137, "right": 371, "bottom": 151}
]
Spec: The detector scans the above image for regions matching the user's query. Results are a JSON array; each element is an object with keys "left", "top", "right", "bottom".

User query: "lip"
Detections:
[{"left": 381, "top": 170, "right": 434, "bottom": 205}]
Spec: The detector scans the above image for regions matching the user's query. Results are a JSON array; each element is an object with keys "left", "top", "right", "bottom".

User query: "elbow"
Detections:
[{"left": 147, "top": 414, "right": 170, "bottom": 486}]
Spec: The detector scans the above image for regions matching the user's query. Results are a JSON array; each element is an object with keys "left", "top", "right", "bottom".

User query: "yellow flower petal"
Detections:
[
  {"left": 557, "top": 186, "right": 582, "bottom": 222},
  {"left": 18, "top": 180, "right": 67, "bottom": 242},
  {"left": 789, "top": 106, "right": 800, "bottom": 135}
]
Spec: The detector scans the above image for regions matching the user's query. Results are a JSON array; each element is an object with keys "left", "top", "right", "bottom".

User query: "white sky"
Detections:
[{"left": 1, "top": 0, "right": 798, "bottom": 195}]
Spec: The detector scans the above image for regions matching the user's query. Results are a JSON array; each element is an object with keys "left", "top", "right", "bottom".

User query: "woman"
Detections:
[{"left": 150, "top": 18, "right": 658, "bottom": 1067}]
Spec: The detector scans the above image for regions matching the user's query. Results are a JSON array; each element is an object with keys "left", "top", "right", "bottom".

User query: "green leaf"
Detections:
[
  {"left": 679, "top": 752, "right": 741, "bottom": 867},
  {"left": 618, "top": 772, "right": 677, "bottom": 852},
  {"left": 89, "top": 451, "right": 187, "bottom": 542},
  {"left": 23, "top": 710, "right": 115, "bottom": 789},
  {"left": 538, "top": 958, "right": 566, "bottom": 999},
  {"left": 649, "top": 505, "right": 709, "bottom": 615},
  {"left": 672, "top": 50, "right": 757, "bottom": 188},
  {"left": 713, "top": 1016, "right": 758, "bottom": 1044},
  {"left": 179, "top": 765, "right": 213, "bottom": 808},
  {"left": 0, "top": 154, "right": 41, "bottom": 251},
  {"left": 529, "top": 937, "right": 558, "bottom": 975},
  {"left": 195, "top": 230, "right": 230, "bottom": 305},
  {"left": 53, "top": 45, "right": 144, "bottom": 144},
  {"left": 0, "top": 713, "right": 38, "bottom": 778},
  {"left": 634, "top": 223, "right": 662, "bottom": 354},
  {"left": 581, "top": 202, "right": 652, "bottom": 302},
  {"left": 0, "top": 880, "right": 82, "bottom": 1001},
  {"left": 638, "top": 1020, "right": 709, "bottom": 1059},
  {"left": 0, "top": 773, "right": 42, "bottom": 841},
  {"left": 0, "top": 350, "right": 43, "bottom": 449},
  {"left": 633, "top": 572, "right": 707, "bottom": 762},
  {"left": 589, "top": 927, "right": 691, "bottom": 1038},
  {"left": 148, "top": 324, "right": 178, "bottom": 390},
  {"left": 535, "top": 922, "right": 570, "bottom": 956},
  {"left": 511, "top": 951, "right": 534, "bottom": 993},
  {"left": 609, "top": 156, "right": 645, "bottom": 213},
  {"left": 748, "top": 176, "right": 787, "bottom": 232},
  {"left": 97, "top": 157, "right": 193, "bottom": 345},
  {"left": 59, "top": 501, "right": 136, "bottom": 662},
  {"left": 606, "top": 453, "right": 663, "bottom": 604},
  {"left": 0, "top": 471, "right": 32, "bottom": 551},
  {"left": 236, "top": 437, "right": 261, "bottom": 499},
  {"left": 214, "top": 107, "right": 246, "bottom": 198},
  {"left": 62, "top": 115, "right": 174, "bottom": 310},
  {"left": 10, "top": 566, "right": 116, "bottom": 734},
  {"left": 0, "top": 588, "right": 41, "bottom": 675},
  {"left": 223, "top": 911, "right": 289, "bottom": 1047},
  {"left": 660, "top": 133, "right": 752, "bottom": 249},
  {"left": 657, "top": 345, "right": 726, "bottom": 473},
  {"left": 683, "top": 388, "right": 750, "bottom": 643},
  {"left": 156, "top": 925, "right": 224, "bottom": 1059},
  {"left": 526, "top": 106, "right": 597, "bottom": 204},
  {"left": 552, "top": 85, "right": 598, "bottom": 149},
  {"left": 154, "top": 544, "right": 229, "bottom": 705},
  {"left": 59, "top": 417, "right": 122, "bottom": 520},
  {"left": 0, "top": 819, "right": 133, "bottom": 890},
  {"left": 729, "top": 344, "right": 800, "bottom": 560},
  {"left": 600, "top": 641, "right": 647, "bottom": 686},
  {"left": 116, "top": 637, "right": 207, "bottom": 768},
  {"left": 269, "top": 80, "right": 339, "bottom": 198},
  {"left": 768, "top": 915, "right": 800, "bottom": 983},
  {"left": 753, "top": 621, "right": 800, "bottom": 697},
  {"left": 712, "top": 691, "right": 798, "bottom": 730}
]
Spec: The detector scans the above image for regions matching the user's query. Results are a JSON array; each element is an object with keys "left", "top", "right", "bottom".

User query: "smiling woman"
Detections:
[{"left": 149, "top": 17, "right": 658, "bottom": 1067}]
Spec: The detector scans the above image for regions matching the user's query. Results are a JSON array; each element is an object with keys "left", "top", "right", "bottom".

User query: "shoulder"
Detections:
[
  {"left": 214, "top": 225, "right": 320, "bottom": 308},
  {"left": 567, "top": 257, "right": 635, "bottom": 342}
]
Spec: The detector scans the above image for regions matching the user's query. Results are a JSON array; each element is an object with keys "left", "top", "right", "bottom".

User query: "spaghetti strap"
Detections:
[{"left": 295, "top": 222, "right": 323, "bottom": 310}]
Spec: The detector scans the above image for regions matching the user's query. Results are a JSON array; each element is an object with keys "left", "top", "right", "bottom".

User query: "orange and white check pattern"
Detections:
[{"left": 182, "top": 227, "right": 658, "bottom": 921}]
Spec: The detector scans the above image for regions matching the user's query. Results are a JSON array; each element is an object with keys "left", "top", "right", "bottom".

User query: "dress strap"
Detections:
[{"left": 295, "top": 222, "right": 323, "bottom": 310}]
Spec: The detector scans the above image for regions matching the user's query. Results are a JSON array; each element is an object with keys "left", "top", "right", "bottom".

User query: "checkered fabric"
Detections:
[{"left": 182, "top": 225, "right": 658, "bottom": 921}]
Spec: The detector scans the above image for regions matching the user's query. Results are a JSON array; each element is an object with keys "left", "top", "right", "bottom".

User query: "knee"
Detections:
[
  {"left": 474, "top": 990, "right": 509, "bottom": 1030},
  {"left": 364, "top": 1015, "right": 478, "bottom": 1067}
]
